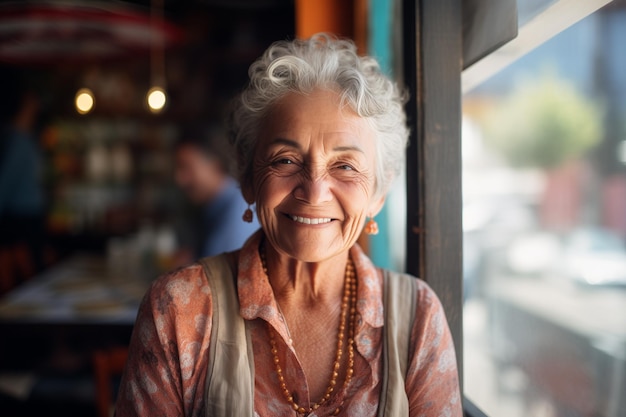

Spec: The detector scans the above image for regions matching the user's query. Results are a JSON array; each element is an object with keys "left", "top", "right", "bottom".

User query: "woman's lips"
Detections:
[{"left": 289, "top": 215, "right": 333, "bottom": 225}]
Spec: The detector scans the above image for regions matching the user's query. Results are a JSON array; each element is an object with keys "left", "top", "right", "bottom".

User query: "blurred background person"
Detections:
[
  {"left": 0, "top": 67, "right": 46, "bottom": 290},
  {"left": 174, "top": 126, "right": 258, "bottom": 259}
]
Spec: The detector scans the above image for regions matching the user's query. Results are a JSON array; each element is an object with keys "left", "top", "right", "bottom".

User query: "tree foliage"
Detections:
[{"left": 483, "top": 75, "right": 603, "bottom": 169}]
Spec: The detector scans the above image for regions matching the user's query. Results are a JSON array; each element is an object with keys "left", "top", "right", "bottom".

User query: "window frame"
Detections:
[{"left": 402, "top": 0, "right": 465, "bottom": 387}]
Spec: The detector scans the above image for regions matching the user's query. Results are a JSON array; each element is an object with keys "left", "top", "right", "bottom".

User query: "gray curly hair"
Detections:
[{"left": 229, "top": 33, "right": 408, "bottom": 197}]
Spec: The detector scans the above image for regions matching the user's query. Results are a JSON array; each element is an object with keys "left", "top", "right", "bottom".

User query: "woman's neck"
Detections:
[{"left": 263, "top": 242, "right": 349, "bottom": 309}]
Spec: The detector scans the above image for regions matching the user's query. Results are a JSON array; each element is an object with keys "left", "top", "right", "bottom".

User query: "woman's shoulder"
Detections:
[
  {"left": 144, "top": 253, "right": 239, "bottom": 314},
  {"left": 152, "top": 261, "right": 209, "bottom": 294},
  {"left": 382, "top": 269, "right": 436, "bottom": 294},
  {"left": 381, "top": 269, "right": 444, "bottom": 315},
  {"left": 142, "top": 261, "right": 213, "bottom": 318}
]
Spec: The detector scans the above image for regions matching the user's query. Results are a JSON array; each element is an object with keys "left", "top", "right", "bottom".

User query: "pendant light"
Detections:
[{"left": 147, "top": 0, "right": 167, "bottom": 114}]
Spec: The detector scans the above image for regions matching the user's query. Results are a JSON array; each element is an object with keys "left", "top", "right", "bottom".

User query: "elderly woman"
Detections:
[{"left": 116, "top": 34, "right": 461, "bottom": 417}]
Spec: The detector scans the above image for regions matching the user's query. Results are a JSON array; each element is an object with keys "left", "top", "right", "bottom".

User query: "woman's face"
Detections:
[{"left": 246, "top": 89, "right": 385, "bottom": 263}]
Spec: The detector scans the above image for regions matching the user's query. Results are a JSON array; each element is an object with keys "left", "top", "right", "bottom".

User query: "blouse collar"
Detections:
[{"left": 236, "top": 230, "right": 384, "bottom": 331}]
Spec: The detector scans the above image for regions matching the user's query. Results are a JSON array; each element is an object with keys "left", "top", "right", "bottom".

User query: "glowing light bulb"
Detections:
[
  {"left": 147, "top": 87, "right": 167, "bottom": 113},
  {"left": 75, "top": 88, "right": 95, "bottom": 115}
]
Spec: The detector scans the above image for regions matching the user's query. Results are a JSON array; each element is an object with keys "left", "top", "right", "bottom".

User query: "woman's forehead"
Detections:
[{"left": 261, "top": 91, "right": 371, "bottom": 135}]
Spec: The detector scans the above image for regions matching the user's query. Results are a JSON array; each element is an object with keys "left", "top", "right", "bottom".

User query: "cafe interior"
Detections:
[{"left": 0, "top": 0, "right": 311, "bottom": 415}]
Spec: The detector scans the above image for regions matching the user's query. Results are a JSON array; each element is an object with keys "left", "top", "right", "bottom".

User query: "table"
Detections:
[
  {"left": 0, "top": 254, "right": 149, "bottom": 326},
  {"left": 0, "top": 254, "right": 151, "bottom": 408}
]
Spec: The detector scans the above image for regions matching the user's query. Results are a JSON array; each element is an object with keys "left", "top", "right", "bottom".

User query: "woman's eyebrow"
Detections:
[
  {"left": 269, "top": 137, "right": 364, "bottom": 154},
  {"left": 269, "top": 137, "right": 301, "bottom": 149},
  {"left": 333, "top": 145, "right": 364, "bottom": 154}
]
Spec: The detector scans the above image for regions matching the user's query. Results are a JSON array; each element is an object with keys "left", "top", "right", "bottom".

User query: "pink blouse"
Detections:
[{"left": 116, "top": 231, "right": 462, "bottom": 416}]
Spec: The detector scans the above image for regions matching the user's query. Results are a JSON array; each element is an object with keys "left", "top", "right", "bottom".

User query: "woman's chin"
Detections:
[{"left": 269, "top": 234, "right": 347, "bottom": 263}]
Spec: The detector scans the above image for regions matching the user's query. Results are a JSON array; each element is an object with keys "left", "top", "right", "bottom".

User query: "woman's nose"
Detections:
[{"left": 293, "top": 170, "right": 333, "bottom": 204}]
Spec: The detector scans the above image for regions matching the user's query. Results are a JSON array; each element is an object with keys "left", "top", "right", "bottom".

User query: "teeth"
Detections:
[{"left": 290, "top": 215, "right": 332, "bottom": 225}]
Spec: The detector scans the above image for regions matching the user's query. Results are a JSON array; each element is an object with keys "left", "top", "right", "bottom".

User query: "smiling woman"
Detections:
[
  {"left": 116, "top": 34, "right": 462, "bottom": 417},
  {"left": 249, "top": 89, "right": 382, "bottom": 264}
]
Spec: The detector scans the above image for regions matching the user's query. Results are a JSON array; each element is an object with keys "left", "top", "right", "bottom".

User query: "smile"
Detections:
[{"left": 289, "top": 215, "right": 333, "bottom": 225}]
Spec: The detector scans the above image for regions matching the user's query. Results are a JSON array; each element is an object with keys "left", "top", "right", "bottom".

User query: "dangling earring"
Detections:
[
  {"left": 365, "top": 217, "right": 379, "bottom": 235},
  {"left": 242, "top": 206, "right": 254, "bottom": 223}
]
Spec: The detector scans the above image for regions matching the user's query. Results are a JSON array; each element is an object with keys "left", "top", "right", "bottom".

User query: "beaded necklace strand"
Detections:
[{"left": 260, "top": 246, "right": 357, "bottom": 416}]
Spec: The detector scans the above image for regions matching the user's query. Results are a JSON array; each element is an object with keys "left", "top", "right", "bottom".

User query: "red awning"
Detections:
[{"left": 0, "top": 1, "right": 183, "bottom": 65}]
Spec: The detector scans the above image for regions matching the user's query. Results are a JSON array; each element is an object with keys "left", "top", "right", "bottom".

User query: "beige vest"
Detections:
[{"left": 201, "top": 254, "right": 417, "bottom": 417}]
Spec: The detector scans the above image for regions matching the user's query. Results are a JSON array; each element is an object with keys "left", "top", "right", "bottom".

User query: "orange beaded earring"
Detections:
[
  {"left": 364, "top": 217, "right": 379, "bottom": 235},
  {"left": 242, "top": 206, "right": 253, "bottom": 223}
]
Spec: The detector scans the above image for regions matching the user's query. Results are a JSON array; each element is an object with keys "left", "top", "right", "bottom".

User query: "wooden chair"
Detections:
[
  {"left": 92, "top": 346, "right": 129, "bottom": 417},
  {"left": 0, "top": 243, "right": 35, "bottom": 295},
  {"left": 0, "top": 247, "right": 16, "bottom": 294}
]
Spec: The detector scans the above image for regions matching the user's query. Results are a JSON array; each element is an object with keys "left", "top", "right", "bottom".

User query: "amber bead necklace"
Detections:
[{"left": 260, "top": 245, "right": 357, "bottom": 416}]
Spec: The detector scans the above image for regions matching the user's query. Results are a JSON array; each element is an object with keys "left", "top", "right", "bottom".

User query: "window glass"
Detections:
[{"left": 463, "top": 4, "right": 626, "bottom": 417}]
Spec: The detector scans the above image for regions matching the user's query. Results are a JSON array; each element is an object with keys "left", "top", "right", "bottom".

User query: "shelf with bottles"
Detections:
[{"left": 42, "top": 118, "right": 180, "bottom": 238}]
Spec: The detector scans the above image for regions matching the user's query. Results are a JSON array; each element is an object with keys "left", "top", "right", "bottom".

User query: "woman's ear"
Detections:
[
  {"left": 368, "top": 194, "right": 386, "bottom": 218},
  {"left": 240, "top": 177, "right": 255, "bottom": 205}
]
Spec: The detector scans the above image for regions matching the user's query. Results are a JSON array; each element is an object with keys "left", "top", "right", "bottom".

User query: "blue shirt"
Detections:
[
  {"left": 200, "top": 178, "right": 259, "bottom": 257},
  {"left": 0, "top": 127, "right": 44, "bottom": 216}
]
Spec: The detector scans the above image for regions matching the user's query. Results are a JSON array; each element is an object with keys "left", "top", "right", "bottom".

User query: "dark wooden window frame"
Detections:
[
  {"left": 403, "top": 0, "right": 464, "bottom": 386},
  {"left": 403, "top": 2, "right": 487, "bottom": 416}
]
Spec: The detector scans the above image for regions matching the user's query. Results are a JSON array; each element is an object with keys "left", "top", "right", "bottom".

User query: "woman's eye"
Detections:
[
  {"left": 273, "top": 158, "right": 293, "bottom": 165},
  {"left": 337, "top": 164, "right": 355, "bottom": 171},
  {"left": 270, "top": 158, "right": 301, "bottom": 173}
]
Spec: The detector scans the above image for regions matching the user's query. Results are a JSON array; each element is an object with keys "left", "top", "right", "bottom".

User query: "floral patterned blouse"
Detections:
[{"left": 115, "top": 231, "right": 462, "bottom": 416}]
